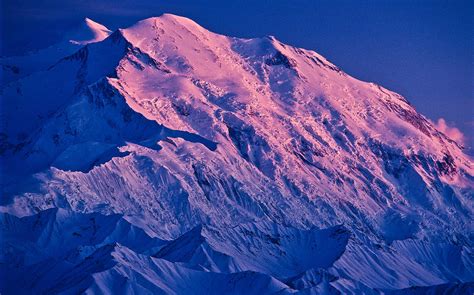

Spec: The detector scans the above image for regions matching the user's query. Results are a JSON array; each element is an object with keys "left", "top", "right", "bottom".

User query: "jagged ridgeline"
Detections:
[{"left": 1, "top": 14, "right": 473, "bottom": 294}]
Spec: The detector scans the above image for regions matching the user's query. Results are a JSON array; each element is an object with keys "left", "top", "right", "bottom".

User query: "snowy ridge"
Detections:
[
  {"left": 1, "top": 14, "right": 473, "bottom": 293},
  {"left": 69, "top": 18, "right": 112, "bottom": 45},
  {"left": 0, "top": 18, "right": 112, "bottom": 85}
]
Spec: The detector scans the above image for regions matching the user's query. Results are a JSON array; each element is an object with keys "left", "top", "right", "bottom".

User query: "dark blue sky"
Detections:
[{"left": 2, "top": 0, "right": 473, "bottom": 148}]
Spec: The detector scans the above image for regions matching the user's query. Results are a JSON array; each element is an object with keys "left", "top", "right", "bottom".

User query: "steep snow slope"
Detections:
[
  {"left": 68, "top": 18, "right": 113, "bottom": 45},
  {"left": 0, "top": 18, "right": 112, "bottom": 85},
  {"left": 1, "top": 14, "right": 473, "bottom": 293}
]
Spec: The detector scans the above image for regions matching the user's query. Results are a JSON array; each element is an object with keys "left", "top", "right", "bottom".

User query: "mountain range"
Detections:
[{"left": 1, "top": 14, "right": 473, "bottom": 294}]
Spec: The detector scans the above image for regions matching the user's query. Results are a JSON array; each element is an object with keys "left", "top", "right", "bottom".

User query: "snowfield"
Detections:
[{"left": 1, "top": 14, "right": 473, "bottom": 294}]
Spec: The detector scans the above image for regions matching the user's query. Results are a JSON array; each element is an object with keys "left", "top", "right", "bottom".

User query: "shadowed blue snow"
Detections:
[{"left": 0, "top": 6, "right": 472, "bottom": 295}]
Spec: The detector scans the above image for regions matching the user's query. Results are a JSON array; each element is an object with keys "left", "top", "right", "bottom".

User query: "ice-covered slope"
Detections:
[
  {"left": 68, "top": 18, "right": 113, "bottom": 45},
  {"left": 0, "top": 18, "right": 112, "bottom": 85},
  {"left": 1, "top": 14, "right": 473, "bottom": 294}
]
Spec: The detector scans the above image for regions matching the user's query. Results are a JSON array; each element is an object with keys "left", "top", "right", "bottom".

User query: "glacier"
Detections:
[{"left": 0, "top": 14, "right": 473, "bottom": 294}]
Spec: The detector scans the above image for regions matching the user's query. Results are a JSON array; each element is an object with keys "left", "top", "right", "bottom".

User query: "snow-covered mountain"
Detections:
[
  {"left": 1, "top": 14, "right": 473, "bottom": 294},
  {"left": 0, "top": 18, "right": 112, "bottom": 85}
]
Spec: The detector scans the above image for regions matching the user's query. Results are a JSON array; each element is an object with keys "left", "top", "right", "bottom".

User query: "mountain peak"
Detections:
[
  {"left": 1, "top": 13, "right": 473, "bottom": 294},
  {"left": 152, "top": 13, "right": 203, "bottom": 27},
  {"left": 83, "top": 17, "right": 96, "bottom": 23},
  {"left": 122, "top": 13, "right": 209, "bottom": 39},
  {"left": 132, "top": 13, "right": 202, "bottom": 28},
  {"left": 159, "top": 13, "right": 198, "bottom": 23},
  {"left": 68, "top": 17, "right": 112, "bottom": 45}
]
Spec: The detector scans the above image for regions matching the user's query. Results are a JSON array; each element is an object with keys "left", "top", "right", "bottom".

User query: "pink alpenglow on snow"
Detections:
[
  {"left": 69, "top": 17, "right": 113, "bottom": 45},
  {"left": 0, "top": 14, "right": 473, "bottom": 294}
]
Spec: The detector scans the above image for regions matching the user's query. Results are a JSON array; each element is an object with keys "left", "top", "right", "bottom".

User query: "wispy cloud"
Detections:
[{"left": 432, "top": 118, "right": 465, "bottom": 145}]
